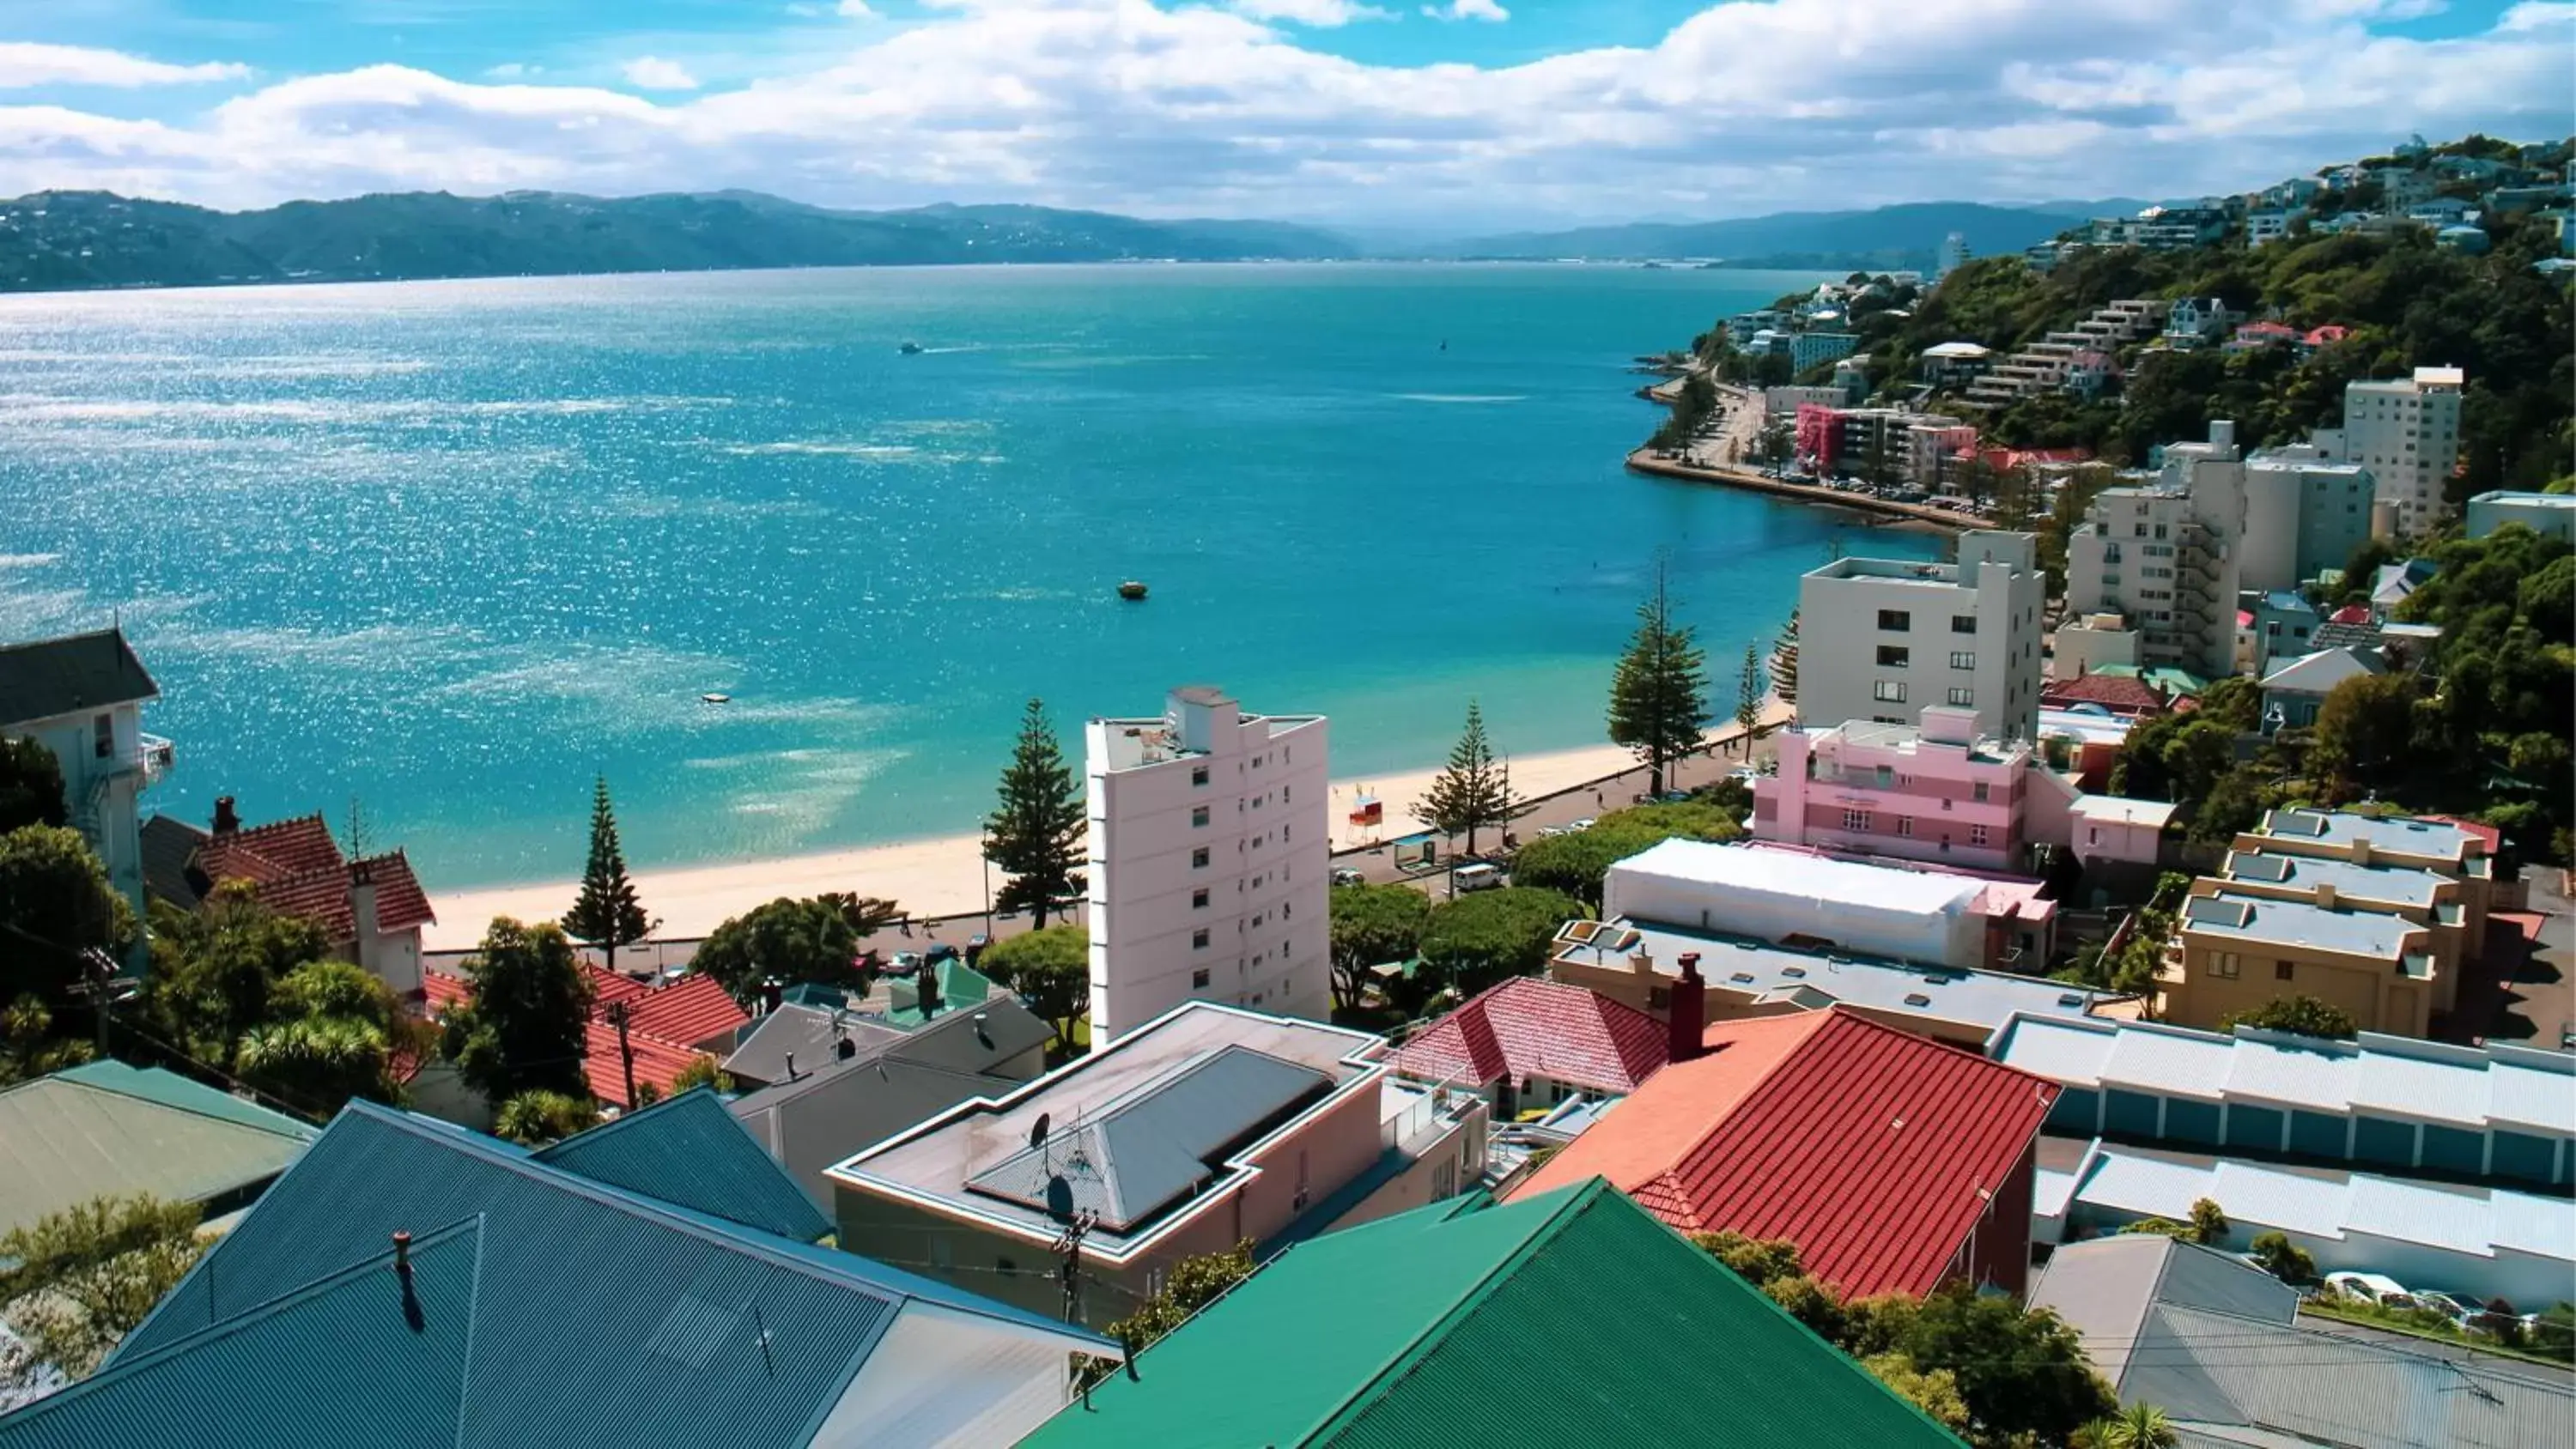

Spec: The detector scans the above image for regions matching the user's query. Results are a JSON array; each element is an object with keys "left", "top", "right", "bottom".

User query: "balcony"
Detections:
[{"left": 97, "top": 734, "right": 175, "bottom": 785}]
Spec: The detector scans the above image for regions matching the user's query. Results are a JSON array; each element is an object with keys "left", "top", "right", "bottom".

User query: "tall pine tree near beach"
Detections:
[
  {"left": 1415, "top": 700, "right": 1509, "bottom": 857},
  {"left": 562, "top": 777, "right": 652, "bottom": 977},
  {"left": 984, "top": 699, "right": 1085, "bottom": 929},
  {"left": 1607, "top": 561, "right": 1710, "bottom": 797},
  {"left": 1735, "top": 643, "right": 1764, "bottom": 757}
]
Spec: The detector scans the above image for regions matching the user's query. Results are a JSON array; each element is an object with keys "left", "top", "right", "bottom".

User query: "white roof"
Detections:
[
  {"left": 2069, "top": 795, "right": 2181, "bottom": 829},
  {"left": 2075, "top": 1143, "right": 2576, "bottom": 1265},
  {"left": 1612, "top": 838, "right": 1979, "bottom": 916},
  {"left": 1923, "top": 341, "right": 1993, "bottom": 359},
  {"left": 2260, "top": 647, "right": 2384, "bottom": 695},
  {"left": 2412, "top": 366, "right": 2465, "bottom": 386}
]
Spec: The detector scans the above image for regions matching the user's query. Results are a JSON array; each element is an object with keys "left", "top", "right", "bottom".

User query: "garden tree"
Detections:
[
  {"left": 2248, "top": 1231, "right": 2317, "bottom": 1284},
  {"left": 444, "top": 918, "right": 592, "bottom": 1103},
  {"left": 978, "top": 924, "right": 1090, "bottom": 1049},
  {"left": 983, "top": 699, "right": 1085, "bottom": 929},
  {"left": 2074, "top": 870, "right": 2193, "bottom": 998},
  {"left": 2185, "top": 767, "right": 2274, "bottom": 847},
  {"left": 2110, "top": 678, "right": 2261, "bottom": 800},
  {"left": 2220, "top": 993, "right": 2360, "bottom": 1040},
  {"left": 2308, "top": 672, "right": 2419, "bottom": 798},
  {"left": 1607, "top": 561, "right": 1711, "bottom": 797},
  {"left": 1075, "top": 1241, "right": 1257, "bottom": 1389},
  {"left": 0, "top": 824, "right": 135, "bottom": 1009},
  {"left": 493, "top": 1088, "right": 601, "bottom": 1145},
  {"left": 692, "top": 896, "right": 861, "bottom": 1005},
  {"left": 669, "top": 1053, "right": 728, "bottom": 1095},
  {"left": 2119, "top": 1198, "right": 2228, "bottom": 1246},
  {"left": 1415, "top": 886, "right": 1586, "bottom": 1000},
  {"left": 819, "top": 892, "right": 905, "bottom": 939},
  {"left": 1735, "top": 643, "right": 1764, "bottom": 755},
  {"left": 2078, "top": 1404, "right": 2180, "bottom": 1449},
  {"left": 1413, "top": 701, "right": 1510, "bottom": 856},
  {"left": 0, "top": 1193, "right": 204, "bottom": 1386},
  {"left": 0, "top": 994, "right": 91, "bottom": 1087},
  {"left": 144, "top": 885, "right": 336, "bottom": 1070},
  {"left": 1862, "top": 1286, "right": 2118, "bottom": 1448},
  {"left": 560, "top": 777, "right": 652, "bottom": 976},
  {"left": 0, "top": 737, "right": 65, "bottom": 834},
  {"left": 1510, "top": 803, "right": 1746, "bottom": 909},
  {"left": 232, "top": 960, "right": 411, "bottom": 1113},
  {"left": 1860, "top": 1351, "right": 1971, "bottom": 1436},
  {"left": 1326, "top": 882, "right": 1432, "bottom": 1013}
]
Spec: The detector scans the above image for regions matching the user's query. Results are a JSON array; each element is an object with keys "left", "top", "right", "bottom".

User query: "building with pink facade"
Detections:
[{"left": 1754, "top": 706, "right": 2079, "bottom": 875}]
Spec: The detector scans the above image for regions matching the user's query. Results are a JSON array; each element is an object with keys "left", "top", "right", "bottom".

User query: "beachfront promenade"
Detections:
[
  {"left": 425, "top": 700, "right": 1794, "bottom": 971},
  {"left": 1625, "top": 447, "right": 1987, "bottom": 531}
]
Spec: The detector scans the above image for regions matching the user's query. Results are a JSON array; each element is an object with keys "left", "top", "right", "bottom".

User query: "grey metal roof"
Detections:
[
  {"left": 2258, "top": 808, "right": 2482, "bottom": 864},
  {"left": 138, "top": 815, "right": 211, "bottom": 911},
  {"left": 720, "top": 1003, "right": 908, "bottom": 1087},
  {"left": 0, "top": 1061, "right": 314, "bottom": 1236},
  {"left": 2221, "top": 848, "right": 2445, "bottom": 909},
  {"left": 962, "top": 1046, "right": 1333, "bottom": 1231},
  {"left": 0, "top": 628, "right": 158, "bottom": 727},
  {"left": 730, "top": 1056, "right": 1003, "bottom": 1210},
  {"left": 2030, "top": 1236, "right": 2298, "bottom": 1387},
  {"left": 2180, "top": 889, "right": 2421, "bottom": 960}
]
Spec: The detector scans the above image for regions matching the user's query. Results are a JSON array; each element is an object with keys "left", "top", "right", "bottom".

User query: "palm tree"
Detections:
[{"left": 2081, "top": 1404, "right": 2178, "bottom": 1449}]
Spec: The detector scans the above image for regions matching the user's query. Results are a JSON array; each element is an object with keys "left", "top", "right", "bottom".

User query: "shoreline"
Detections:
[
  {"left": 1625, "top": 447, "right": 1984, "bottom": 531},
  {"left": 422, "top": 736, "right": 1662, "bottom": 950}
]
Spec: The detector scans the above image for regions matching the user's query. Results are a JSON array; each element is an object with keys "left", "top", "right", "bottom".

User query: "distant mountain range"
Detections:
[
  {"left": 1436, "top": 203, "right": 2097, "bottom": 268},
  {"left": 0, "top": 190, "right": 2126, "bottom": 293},
  {"left": 0, "top": 190, "right": 1361, "bottom": 292}
]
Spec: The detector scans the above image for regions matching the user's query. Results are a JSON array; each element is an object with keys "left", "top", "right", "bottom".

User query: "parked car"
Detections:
[
  {"left": 1661, "top": 790, "right": 1692, "bottom": 803},
  {"left": 2324, "top": 1270, "right": 2415, "bottom": 1308},
  {"left": 1568, "top": 817, "right": 1598, "bottom": 832},
  {"left": 1536, "top": 825, "right": 1571, "bottom": 839},
  {"left": 1450, "top": 863, "right": 1505, "bottom": 894},
  {"left": 889, "top": 950, "right": 926, "bottom": 977},
  {"left": 1330, "top": 867, "right": 1366, "bottom": 888},
  {"left": 2410, "top": 1289, "right": 2482, "bottom": 1325}
]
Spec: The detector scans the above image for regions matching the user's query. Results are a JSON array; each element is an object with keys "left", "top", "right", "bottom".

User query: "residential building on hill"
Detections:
[
  {"left": 143, "top": 799, "right": 437, "bottom": 997},
  {"left": 2307, "top": 367, "right": 2464, "bottom": 532},
  {"left": 1383, "top": 975, "right": 1670, "bottom": 1116},
  {"left": 2216, "top": 844, "right": 2482, "bottom": 997},
  {"left": 0, "top": 1093, "right": 1116, "bottom": 1449},
  {"left": 1789, "top": 330, "right": 1860, "bottom": 374},
  {"left": 1794, "top": 530, "right": 2044, "bottom": 743},
  {"left": 2466, "top": 488, "right": 2576, "bottom": 543},
  {"left": 2031, "top": 1235, "right": 2572, "bottom": 1448},
  {"left": 1507, "top": 1007, "right": 2059, "bottom": 1297},
  {"left": 1084, "top": 686, "right": 1330, "bottom": 1042},
  {"left": 0, "top": 627, "right": 168, "bottom": 956},
  {"left": 0, "top": 1059, "right": 315, "bottom": 1239},
  {"left": 2244, "top": 807, "right": 2494, "bottom": 931},
  {"left": 2160, "top": 888, "right": 2439, "bottom": 1038},
  {"left": 1990, "top": 1012, "right": 2573, "bottom": 1190},
  {"left": 827, "top": 1002, "right": 1487, "bottom": 1325},
  {"left": 1015, "top": 1178, "right": 1962, "bottom": 1449},
  {"left": 2240, "top": 452, "right": 2378, "bottom": 591},
  {"left": 2063, "top": 421, "right": 2251, "bottom": 678},
  {"left": 1755, "top": 706, "right": 2078, "bottom": 874}
]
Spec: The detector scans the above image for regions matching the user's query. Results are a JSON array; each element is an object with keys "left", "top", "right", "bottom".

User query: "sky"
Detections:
[{"left": 0, "top": 0, "right": 2570, "bottom": 229}]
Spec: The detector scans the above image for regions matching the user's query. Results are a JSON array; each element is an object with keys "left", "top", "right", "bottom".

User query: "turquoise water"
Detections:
[{"left": 0, "top": 264, "right": 1936, "bottom": 888}]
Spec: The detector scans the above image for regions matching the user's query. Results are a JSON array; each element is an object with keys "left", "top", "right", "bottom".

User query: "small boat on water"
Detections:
[
  {"left": 898, "top": 342, "right": 923, "bottom": 355},
  {"left": 1117, "top": 581, "right": 1149, "bottom": 601},
  {"left": 701, "top": 693, "right": 732, "bottom": 706}
]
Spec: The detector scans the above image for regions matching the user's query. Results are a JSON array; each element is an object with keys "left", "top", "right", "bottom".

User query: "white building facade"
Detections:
[
  {"left": 1795, "top": 530, "right": 2044, "bottom": 743},
  {"left": 2310, "top": 367, "right": 2463, "bottom": 533},
  {"left": 2063, "top": 422, "right": 2250, "bottom": 679},
  {"left": 0, "top": 629, "right": 169, "bottom": 959},
  {"left": 1084, "top": 687, "right": 1330, "bottom": 1042}
]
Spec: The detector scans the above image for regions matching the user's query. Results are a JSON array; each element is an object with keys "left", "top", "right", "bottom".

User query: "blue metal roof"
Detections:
[
  {"left": 0, "top": 1101, "right": 1109, "bottom": 1448},
  {"left": 532, "top": 1088, "right": 829, "bottom": 1242}
]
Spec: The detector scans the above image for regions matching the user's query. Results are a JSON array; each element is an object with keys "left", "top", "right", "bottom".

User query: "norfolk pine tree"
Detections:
[
  {"left": 984, "top": 699, "right": 1085, "bottom": 929},
  {"left": 1414, "top": 700, "right": 1509, "bottom": 856},
  {"left": 562, "top": 777, "right": 652, "bottom": 976},
  {"left": 1607, "top": 561, "right": 1711, "bottom": 796},
  {"left": 1735, "top": 642, "right": 1763, "bottom": 757}
]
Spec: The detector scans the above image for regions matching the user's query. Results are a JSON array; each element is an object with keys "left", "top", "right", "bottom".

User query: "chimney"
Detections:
[
  {"left": 919, "top": 961, "right": 944, "bottom": 1016},
  {"left": 212, "top": 796, "right": 240, "bottom": 834},
  {"left": 783, "top": 1050, "right": 798, "bottom": 1082},
  {"left": 2351, "top": 839, "right": 2372, "bottom": 867},
  {"left": 349, "top": 858, "right": 382, "bottom": 967},
  {"left": 392, "top": 1229, "right": 411, "bottom": 1273},
  {"left": 1668, "top": 953, "right": 1707, "bottom": 1064},
  {"left": 2314, "top": 882, "right": 2338, "bottom": 910}
]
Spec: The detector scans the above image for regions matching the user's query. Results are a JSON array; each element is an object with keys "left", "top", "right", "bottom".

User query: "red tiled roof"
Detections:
[
  {"left": 190, "top": 816, "right": 434, "bottom": 941},
  {"left": 2304, "top": 324, "right": 2351, "bottom": 347},
  {"left": 430, "top": 967, "right": 736, "bottom": 1109},
  {"left": 1387, "top": 977, "right": 1668, "bottom": 1096},
  {"left": 2328, "top": 603, "right": 2372, "bottom": 625},
  {"left": 2039, "top": 674, "right": 2169, "bottom": 717},
  {"left": 584, "top": 1016, "right": 707, "bottom": 1110},
  {"left": 619, "top": 973, "right": 747, "bottom": 1051},
  {"left": 2417, "top": 814, "right": 2503, "bottom": 852},
  {"left": 583, "top": 965, "right": 650, "bottom": 1007},
  {"left": 1506, "top": 1009, "right": 2058, "bottom": 1299},
  {"left": 422, "top": 970, "right": 472, "bottom": 1016}
]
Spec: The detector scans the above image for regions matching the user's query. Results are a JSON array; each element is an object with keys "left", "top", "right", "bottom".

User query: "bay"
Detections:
[{"left": 0, "top": 263, "right": 1936, "bottom": 888}]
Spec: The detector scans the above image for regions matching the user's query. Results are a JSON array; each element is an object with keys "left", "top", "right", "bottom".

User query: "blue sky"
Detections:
[{"left": 2, "top": 0, "right": 2570, "bottom": 226}]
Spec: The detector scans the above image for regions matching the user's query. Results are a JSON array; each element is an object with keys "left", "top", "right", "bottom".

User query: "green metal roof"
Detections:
[
  {"left": 0, "top": 1060, "right": 315, "bottom": 1236},
  {"left": 531, "top": 1088, "right": 829, "bottom": 1241},
  {"left": 883, "top": 960, "right": 997, "bottom": 1028},
  {"left": 1021, "top": 1178, "right": 1963, "bottom": 1449}
]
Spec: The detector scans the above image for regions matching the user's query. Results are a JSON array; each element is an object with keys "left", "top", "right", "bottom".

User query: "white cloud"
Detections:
[
  {"left": 2, "top": 0, "right": 2569, "bottom": 225},
  {"left": 1423, "top": 0, "right": 1509, "bottom": 20},
  {"left": 1232, "top": 0, "right": 1394, "bottom": 24},
  {"left": 838, "top": 0, "right": 879, "bottom": 15},
  {"left": 483, "top": 63, "right": 540, "bottom": 80},
  {"left": 0, "top": 41, "right": 247, "bottom": 88},
  {"left": 620, "top": 57, "right": 701, "bottom": 92}
]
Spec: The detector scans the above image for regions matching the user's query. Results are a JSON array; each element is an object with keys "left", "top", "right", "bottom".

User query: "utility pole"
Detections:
[
  {"left": 1052, "top": 1209, "right": 1100, "bottom": 1325},
  {"left": 605, "top": 998, "right": 638, "bottom": 1109}
]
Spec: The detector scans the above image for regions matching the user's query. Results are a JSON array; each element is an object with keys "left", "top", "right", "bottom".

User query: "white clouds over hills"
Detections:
[{"left": 0, "top": 0, "right": 2568, "bottom": 226}]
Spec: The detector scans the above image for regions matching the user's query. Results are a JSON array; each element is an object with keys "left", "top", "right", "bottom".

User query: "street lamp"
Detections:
[{"left": 981, "top": 832, "right": 995, "bottom": 937}]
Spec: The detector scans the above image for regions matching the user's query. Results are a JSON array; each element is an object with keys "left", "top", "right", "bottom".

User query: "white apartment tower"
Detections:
[
  {"left": 1795, "top": 530, "right": 2045, "bottom": 743},
  {"left": 1935, "top": 232, "right": 1970, "bottom": 283},
  {"left": 2312, "top": 367, "right": 2463, "bottom": 533},
  {"left": 2063, "top": 421, "right": 2249, "bottom": 680},
  {"left": 1084, "top": 687, "right": 1331, "bottom": 1043}
]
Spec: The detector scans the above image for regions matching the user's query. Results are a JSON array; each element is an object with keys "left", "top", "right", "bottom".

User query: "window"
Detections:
[
  {"left": 1876, "top": 646, "right": 1910, "bottom": 667},
  {"left": 1949, "top": 651, "right": 1974, "bottom": 670},
  {"left": 1972, "top": 781, "right": 1990, "bottom": 803},
  {"left": 1947, "top": 687, "right": 1973, "bottom": 706},
  {"left": 1283, "top": 823, "right": 1291, "bottom": 841},
  {"left": 1281, "top": 900, "right": 1291, "bottom": 919},
  {"left": 2275, "top": 961, "right": 2296, "bottom": 981},
  {"left": 1951, "top": 614, "right": 1977, "bottom": 634},
  {"left": 1192, "top": 928, "right": 1210, "bottom": 949},
  {"left": 92, "top": 713, "right": 112, "bottom": 759},
  {"left": 1872, "top": 681, "right": 1907, "bottom": 703},
  {"left": 1969, "top": 823, "right": 1990, "bottom": 846},
  {"left": 1190, "top": 765, "right": 1209, "bottom": 787},
  {"left": 1873, "top": 766, "right": 1893, "bottom": 789},
  {"left": 1877, "top": 609, "right": 1911, "bottom": 632},
  {"left": 1842, "top": 809, "right": 1872, "bottom": 832},
  {"left": 1252, "top": 834, "right": 1264, "bottom": 848},
  {"left": 1192, "top": 888, "right": 1209, "bottom": 909},
  {"left": 1896, "top": 816, "right": 1914, "bottom": 837},
  {"left": 1252, "top": 755, "right": 1264, "bottom": 767},
  {"left": 1191, "top": 805, "right": 1210, "bottom": 828},
  {"left": 1282, "top": 785, "right": 1291, "bottom": 802},
  {"left": 1191, "top": 847, "right": 1210, "bottom": 869},
  {"left": 1191, "top": 967, "right": 1211, "bottom": 989}
]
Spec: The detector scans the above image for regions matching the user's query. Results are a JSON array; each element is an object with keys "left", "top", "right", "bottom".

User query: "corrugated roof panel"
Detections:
[
  {"left": 2346, "top": 1050, "right": 2491, "bottom": 1125},
  {"left": 2099, "top": 1027, "right": 2236, "bottom": 1100},
  {"left": 2207, "top": 1159, "right": 2354, "bottom": 1240},
  {"left": 2488, "top": 1189, "right": 2576, "bottom": 1260},
  {"left": 1991, "top": 1017, "right": 2116, "bottom": 1088},
  {"left": 0, "top": 1065, "right": 314, "bottom": 1236},
  {"left": 532, "top": 1089, "right": 829, "bottom": 1242},
  {"left": 2488, "top": 1058, "right": 2576, "bottom": 1134},
  {"left": 2216, "top": 1035, "right": 2357, "bottom": 1113},
  {"left": 2339, "top": 1174, "right": 2495, "bottom": 1258}
]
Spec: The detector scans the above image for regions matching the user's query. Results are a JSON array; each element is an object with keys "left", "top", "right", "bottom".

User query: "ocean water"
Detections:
[{"left": 0, "top": 264, "right": 1937, "bottom": 888}]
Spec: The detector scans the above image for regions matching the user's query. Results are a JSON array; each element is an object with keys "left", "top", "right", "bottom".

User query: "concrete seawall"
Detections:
[{"left": 1624, "top": 448, "right": 1985, "bottom": 531}]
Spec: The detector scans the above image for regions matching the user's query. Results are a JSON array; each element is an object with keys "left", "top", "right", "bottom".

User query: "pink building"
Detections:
[{"left": 1753, "top": 706, "right": 2078, "bottom": 874}]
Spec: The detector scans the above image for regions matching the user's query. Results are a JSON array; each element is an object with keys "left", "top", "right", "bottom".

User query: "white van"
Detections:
[{"left": 1450, "top": 864, "right": 1504, "bottom": 894}]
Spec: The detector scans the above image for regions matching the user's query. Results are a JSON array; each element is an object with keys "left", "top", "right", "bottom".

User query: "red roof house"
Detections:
[
  {"left": 2039, "top": 672, "right": 2172, "bottom": 719},
  {"left": 159, "top": 799, "right": 437, "bottom": 999},
  {"left": 1386, "top": 976, "right": 1669, "bottom": 1105},
  {"left": 419, "top": 967, "right": 748, "bottom": 1110},
  {"left": 1505, "top": 1008, "right": 2058, "bottom": 1298}
]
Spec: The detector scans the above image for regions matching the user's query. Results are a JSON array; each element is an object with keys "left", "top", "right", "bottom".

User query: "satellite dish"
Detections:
[
  {"left": 1044, "top": 1173, "right": 1076, "bottom": 1224},
  {"left": 1029, "top": 1113, "right": 1052, "bottom": 1151}
]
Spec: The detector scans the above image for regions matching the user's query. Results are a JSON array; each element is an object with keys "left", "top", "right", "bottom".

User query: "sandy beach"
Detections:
[{"left": 424, "top": 737, "right": 1666, "bottom": 949}]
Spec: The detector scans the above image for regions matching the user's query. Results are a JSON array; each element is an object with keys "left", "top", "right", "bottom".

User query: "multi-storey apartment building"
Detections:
[
  {"left": 2309, "top": 367, "right": 2464, "bottom": 533},
  {"left": 0, "top": 628, "right": 171, "bottom": 959},
  {"left": 1084, "top": 687, "right": 1330, "bottom": 1041},
  {"left": 2063, "top": 422, "right": 2248, "bottom": 678},
  {"left": 1795, "top": 531, "right": 2044, "bottom": 743},
  {"left": 1754, "top": 706, "right": 2079, "bottom": 874}
]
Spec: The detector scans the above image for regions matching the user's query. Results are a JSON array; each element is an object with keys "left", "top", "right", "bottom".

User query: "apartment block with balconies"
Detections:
[
  {"left": 2064, "top": 422, "right": 2249, "bottom": 679},
  {"left": 0, "top": 627, "right": 170, "bottom": 961},
  {"left": 2160, "top": 887, "right": 2439, "bottom": 1039},
  {"left": 1795, "top": 530, "right": 2044, "bottom": 743},
  {"left": 1754, "top": 706, "right": 2078, "bottom": 874}
]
